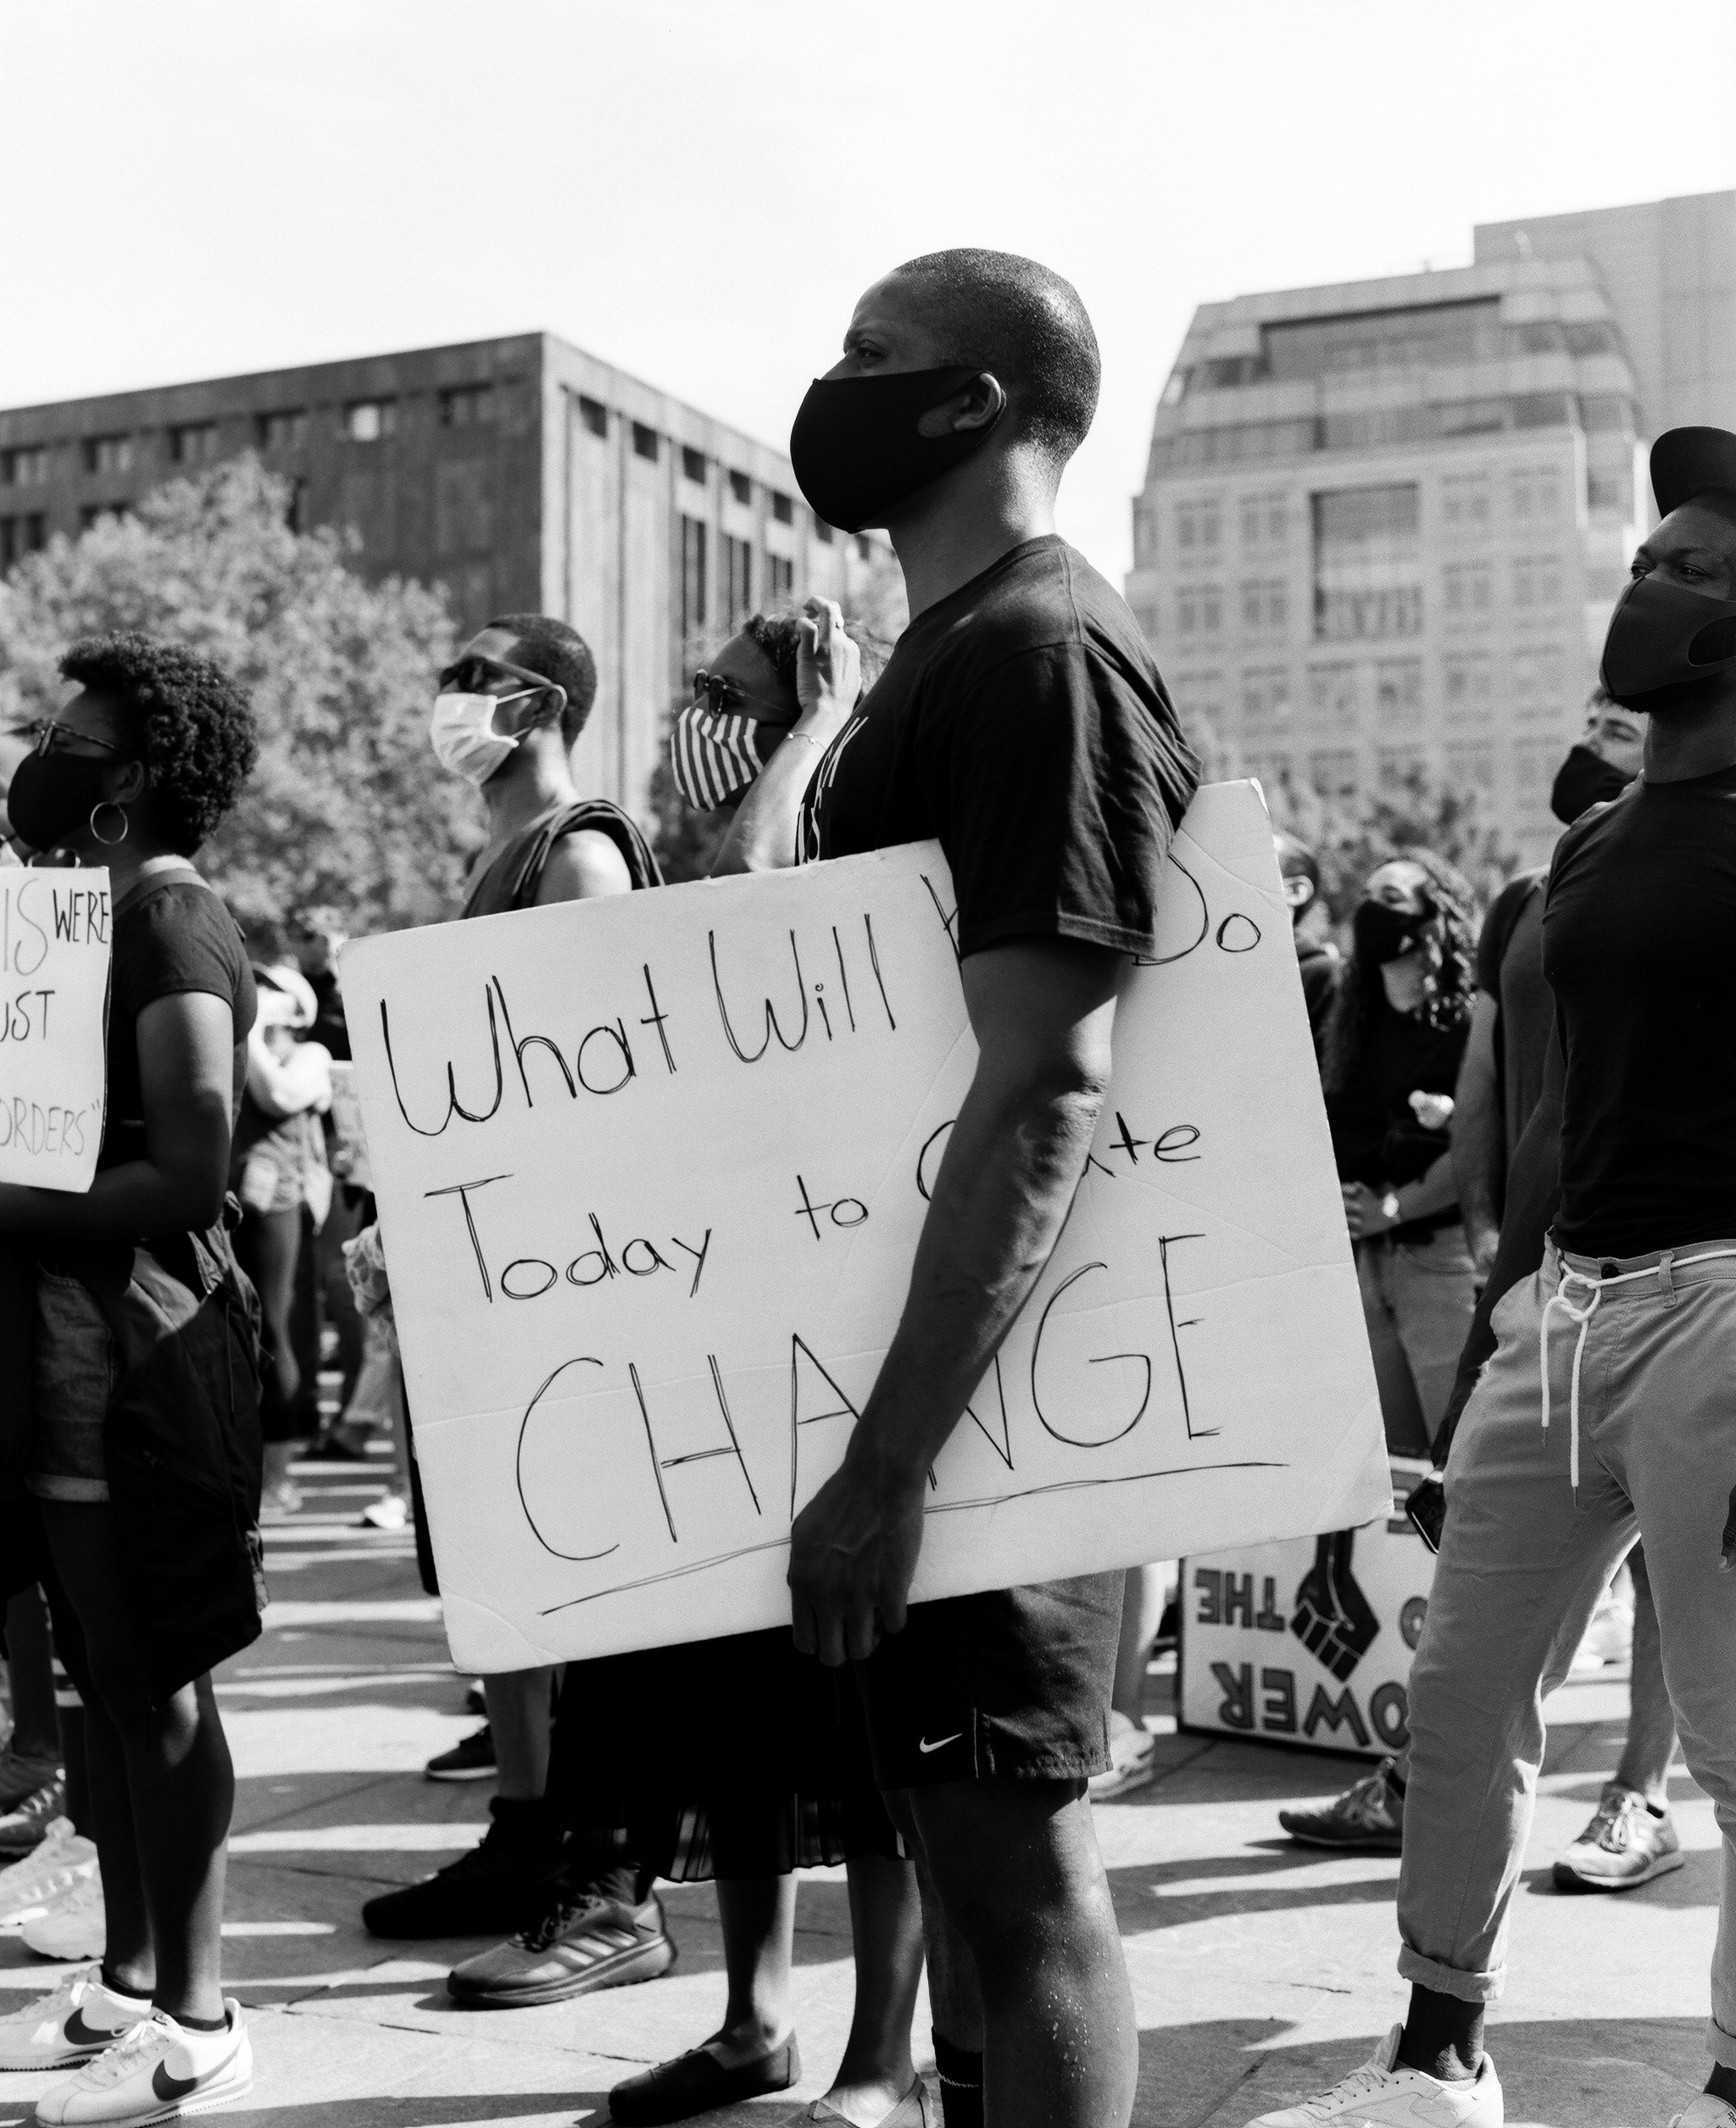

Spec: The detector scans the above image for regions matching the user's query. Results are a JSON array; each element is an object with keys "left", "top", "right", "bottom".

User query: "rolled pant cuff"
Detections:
[
  {"left": 1707, "top": 2019, "right": 1736, "bottom": 2071},
  {"left": 1397, "top": 1946, "right": 1505, "bottom": 2003}
]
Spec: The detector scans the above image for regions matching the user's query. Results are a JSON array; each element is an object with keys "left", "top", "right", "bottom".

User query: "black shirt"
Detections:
[
  {"left": 1296, "top": 939, "right": 1339, "bottom": 1054},
  {"left": 1545, "top": 769, "right": 1736, "bottom": 1256},
  {"left": 1474, "top": 868, "right": 1551, "bottom": 1161},
  {"left": 807, "top": 536, "right": 1199, "bottom": 955},
  {"left": 102, "top": 878, "right": 257, "bottom": 1173},
  {"left": 1326, "top": 992, "right": 1467, "bottom": 1211}
]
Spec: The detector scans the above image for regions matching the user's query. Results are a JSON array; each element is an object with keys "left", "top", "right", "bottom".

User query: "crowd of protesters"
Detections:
[{"left": 0, "top": 246, "right": 1733, "bottom": 2128}]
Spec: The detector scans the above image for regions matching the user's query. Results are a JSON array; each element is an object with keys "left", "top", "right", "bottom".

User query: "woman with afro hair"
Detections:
[
  {"left": 1321, "top": 845, "right": 1482, "bottom": 1455},
  {"left": 0, "top": 632, "right": 265, "bottom": 2120}
]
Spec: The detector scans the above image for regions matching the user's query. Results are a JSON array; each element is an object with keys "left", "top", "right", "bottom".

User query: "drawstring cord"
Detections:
[{"left": 1541, "top": 1248, "right": 1736, "bottom": 1488}]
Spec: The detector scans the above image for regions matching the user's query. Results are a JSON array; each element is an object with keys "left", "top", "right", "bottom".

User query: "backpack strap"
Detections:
[{"left": 498, "top": 799, "right": 664, "bottom": 909}]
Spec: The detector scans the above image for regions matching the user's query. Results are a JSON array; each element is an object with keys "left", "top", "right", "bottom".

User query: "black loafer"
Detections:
[{"left": 609, "top": 2036, "right": 800, "bottom": 2125}]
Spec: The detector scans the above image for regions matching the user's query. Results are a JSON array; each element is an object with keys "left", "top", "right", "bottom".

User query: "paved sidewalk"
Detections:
[{"left": 0, "top": 1451, "right": 1717, "bottom": 2126}]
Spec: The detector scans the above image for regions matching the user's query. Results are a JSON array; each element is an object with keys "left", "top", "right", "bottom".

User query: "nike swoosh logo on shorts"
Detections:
[
  {"left": 153, "top": 2063, "right": 203, "bottom": 2102},
  {"left": 918, "top": 1733, "right": 962, "bottom": 1753}
]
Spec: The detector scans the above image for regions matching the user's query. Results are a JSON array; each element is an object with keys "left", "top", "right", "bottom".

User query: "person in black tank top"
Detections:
[{"left": 0, "top": 632, "right": 264, "bottom": 2111}]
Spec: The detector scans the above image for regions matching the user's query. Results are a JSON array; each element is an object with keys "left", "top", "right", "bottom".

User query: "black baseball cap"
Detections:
[{"left": 1650, "top": 426, "right": 1736, "bottom": 518}]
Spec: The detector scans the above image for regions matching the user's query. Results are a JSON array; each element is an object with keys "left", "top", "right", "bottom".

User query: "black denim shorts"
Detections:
[{"left": 853, "top": 1570, "right": 1124, "bottom": 1788}]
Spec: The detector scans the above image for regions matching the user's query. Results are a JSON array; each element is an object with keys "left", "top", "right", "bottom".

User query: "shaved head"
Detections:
[{"left": 885, "top": 248, "right": 1100, "bottom": 466}]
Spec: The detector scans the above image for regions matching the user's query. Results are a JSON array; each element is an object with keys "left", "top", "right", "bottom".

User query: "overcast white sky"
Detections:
[{"left": 4, "top": 0, "right": 1733, "bottom": 579}]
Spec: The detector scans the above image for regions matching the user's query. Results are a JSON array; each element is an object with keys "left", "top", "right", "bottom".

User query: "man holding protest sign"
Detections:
[{"left": 767, "top": 250, "right": 1199, "bottom": 2128}]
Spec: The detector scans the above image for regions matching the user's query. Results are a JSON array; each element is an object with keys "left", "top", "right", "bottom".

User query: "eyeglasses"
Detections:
[
  {"left": 690, "top": 670, "right": 747, "bottom": 715},
  {"left": 4, "top": 719, "right": 123, "bottom": 759}
]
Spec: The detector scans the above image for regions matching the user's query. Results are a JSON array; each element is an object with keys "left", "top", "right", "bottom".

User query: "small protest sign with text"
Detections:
[{"left": 0, "top": 866, "right": 111, "bottom": 1193}]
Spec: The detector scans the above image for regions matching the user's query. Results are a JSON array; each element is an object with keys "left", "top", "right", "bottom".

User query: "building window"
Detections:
[
  {"left": 1176, "top": 497, "right": 1221, "bottom": 551},
  {"left": 1446, "top": 743, "right": 1496, "bottom": 794},
  {"left": 1, "top": 446, "right": 48, "bottom": 487},
  {"left": 682, "top": 446, "right": 706, "bottom": 484},
  {"left": 1439, "top": 474, "right": 1489, "bottom": 531},
  {"left": 1516, "top": 740, "right": 1561, "bottom": 816},
  {"left": 577, "top": 395, "right": 609, "bottom": 438},
  {"left": 768, "top": 554, "right": 794, "bottom": 600},
  {"left": 1511, "top": 467, "right": 1562, "bottom": 522},
  {"left": 1239, "top": 492, "right": 1287, "bottom": 548},
  {"left": 1177, "top": 585, "right": 1223, "bottom": 638},
  {"left": 82, "top": 434, "right": 133, "bottom": 475},
  {"left": 1307, "top": 664, "right": 1359, "bottom": 729},
  {"left": 1442, "top": 653, "right": 1493, "bottom": 721},
  {"left": 79, "top": 503, "right": 129, "bottom": 530},
  {"left": 1313, "top": 483, "right": 1422, "bottom": 641},
  {"left": 770, "top": 489, "right": 793, "bottom": 525},
  {"left": 813, "top": 520, "right": 834, "bottom": 544},
  {"left": 1174, "top": 671, "right": 1226, "bottom": 727},
  {"left": 344, "top": 400, "right": 397, "bottom": 443},
  {"left": 723, "top": 532, "right": 754, "bottom": 623},
  {"left": 632, "top": 421, "right": 659, "bottom": 462},
  {"left": 681, "top": 516, "right": 708, "bottom": 643},
  {"left": 1378, "top": 746, "right": 1427, "bottom": 788},
  {"left": 1239, "top": 579, "right": 1288, "bottom": 634},
  {"left": 729, "top": 470, "right": 753, "bottom": 507},
  {"left": 1241, "top": 666, "right": 1291, "bottom": 733},
  {"left": 1442, "top": 562, "right": 1492, "bottom": 617},
  {"left": 1512, "top": 645, "right": 1564, "bottom": 712},
  {"left": 1587, "top": 471, "right": 1630, "bottom": 514},
  {"left": 1375, "top": 660, "right": 1423, "bottom": 728},
  {"left": 257, "top": 409, "right": 307, "bottom": 452},
  {"left": 170, "top": 422, "right": 219, "bottom": 466},
  {"left": 439, "top": 384, "right": 495, "bottom": 427},
  {"left": 1511, "top": 557, "right": 1561, "bottom": 611}
]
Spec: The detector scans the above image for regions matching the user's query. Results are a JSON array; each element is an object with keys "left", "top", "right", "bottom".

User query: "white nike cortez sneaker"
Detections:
[
  {"left": 1246, "top": 2025, "right": 1502, "bottom": 2128},
  {"left": 0, "top": 1968, "right": 149, "bottom": 2072},
  {"left": 34, "top": 2001, "right": 252, "bottom": 2125},
  {"left": 0, "top": 1820, "right": 97, "bottom": 1929},
  {"left": 24, "top": 1872, "right": 107, "bottom": 1959},
  {"left": 1670, "top": 2095, "right": 1736, "bottom": 2128}
]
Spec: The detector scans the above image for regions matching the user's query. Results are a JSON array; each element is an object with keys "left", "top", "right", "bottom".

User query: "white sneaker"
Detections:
[
  {"left": 0, "top": 1967, "right": 149, "bottom": 2072},
  {"left": 0, "top": 1820, "right": 97, "bottom": 1928},
  {"left": 1089, "top": 1710, "right": 1158, "bottom": 1800},
  {"left": 1245, "top": 2024, "right": 1502, "bottom": 2127},
  {"left": 1554, "top": 1789, "right": 1683, "bottom": 1891},
  {"left": 25, "top": 1872, "right": 107, "bottom": 1959},
  {"left": 357, "top": 1492, "right": 408, "bottom": 1531},
  {"left": 34, "top": 2002, "right": 252, "bottom": 2124},
  {"left": 1671, "top": 2097, "right": 1736, "bottom": 2128}
]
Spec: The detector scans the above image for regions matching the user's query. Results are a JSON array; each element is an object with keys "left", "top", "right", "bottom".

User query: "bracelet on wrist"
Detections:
[{"left": 1380, "top": 1190, "right": 1402, "bottom": 1224}]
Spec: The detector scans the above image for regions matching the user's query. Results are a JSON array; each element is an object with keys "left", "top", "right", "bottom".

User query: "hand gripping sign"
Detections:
[
  {"left": 0, "top": 866, "right": 112, "bottom": 1192},
  {"left": 343, "top": 783, "right": 1388, "bottom": 1671}
]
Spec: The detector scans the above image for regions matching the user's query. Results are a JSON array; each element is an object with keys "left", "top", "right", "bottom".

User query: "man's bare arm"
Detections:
[
  {"left": 1450, "top": 991, "right": 1503, "bottom": 1276},
  {"left": 787, "top": 937, "right": 1126, "bottom": 1666}
]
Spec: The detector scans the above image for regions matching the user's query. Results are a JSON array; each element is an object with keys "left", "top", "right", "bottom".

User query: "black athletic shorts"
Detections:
[{"left": 853, "top": 1570, "right": 1123, "bottom": 1788}]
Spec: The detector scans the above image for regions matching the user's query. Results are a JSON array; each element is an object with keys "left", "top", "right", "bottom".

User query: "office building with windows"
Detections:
[
  {"left": 0, "top": 334, "right": 899, "bottom": 817},
  {"left": 1127, "top": 191, "right": 1736, "bottom": 862}
]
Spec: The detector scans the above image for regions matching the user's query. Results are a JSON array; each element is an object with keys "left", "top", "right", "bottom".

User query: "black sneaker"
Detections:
[
  {"left": 426, "top": 1723, "right": 496, "bottom": 1781},
  {"left": 361, "top": 1798, "right": 564, "bottom": 1938},
  {"left": 448, "top": 1880, "right": 677, "bottom": 2005}
]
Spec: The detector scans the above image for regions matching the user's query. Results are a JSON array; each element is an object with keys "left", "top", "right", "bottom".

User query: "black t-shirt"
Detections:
[
  {"left": 1544, "top": 769, "right": 1736, "bottom": 1256},
  {"left": 1296, "top": 939, "right": 1338, "bottom": 1054},
  {"left": 1326, "top": 994, "right": 1467, "bottom": 1201},
  {"left": 1474, "top": 868, "right": 1551, "bottom": 1161},
  {"left": 102, "top": 878, "right": 257, "bottom": 1173},
  {"left": 806, "top": 536, "right": 1199, "bottom": 956}
]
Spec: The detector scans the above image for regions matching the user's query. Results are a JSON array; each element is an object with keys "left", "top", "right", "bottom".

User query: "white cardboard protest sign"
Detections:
[
  {"left": 0, "top": 866, "right": 112, "bottom": 1193},
  {"left": 344, "top": 783, "right": 1388, "bottom": 1671}
]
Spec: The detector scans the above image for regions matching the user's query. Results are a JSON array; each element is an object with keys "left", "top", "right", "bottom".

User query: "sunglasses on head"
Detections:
[
  {"left": 690, "top": 669, "right": 747, "bottom": 715},
  {"left": 5, "top": 719, "right": 123, "bottom": 759}
]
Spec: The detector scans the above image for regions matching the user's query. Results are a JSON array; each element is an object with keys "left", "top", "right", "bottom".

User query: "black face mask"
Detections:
[
  {"left": 1353, "top": 897, "right": 1426, "bottom": 967},
  {"left": 5, "top": 750, "right": 113, "bottom": 853},
  {"left": 1600, "top": 571, "right": 1736, "bottom": 712},
  {"left": 789, "top": 365, "right": 1000, "bottom": 533},
  {"left": 1550, "top": 744, "right": 1631, "bottom": 825}
]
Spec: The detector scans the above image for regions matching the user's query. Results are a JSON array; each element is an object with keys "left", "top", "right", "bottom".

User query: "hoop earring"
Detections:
[{"left": 89, "top": 802, "right": 130, "bottom": 848}]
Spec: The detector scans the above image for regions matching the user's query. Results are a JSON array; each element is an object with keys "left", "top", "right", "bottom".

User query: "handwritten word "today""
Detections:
[{"left": 425, "top": 1173, "right": 714, "bottom": 1304}]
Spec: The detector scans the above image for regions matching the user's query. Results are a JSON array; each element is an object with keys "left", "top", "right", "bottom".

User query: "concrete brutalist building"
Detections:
[
  {"left": 1127, "top": 191, "right": 1736, "bottom": 864},
  {"left": 0, "top": 333, "right": 901, "bottom": 818}
]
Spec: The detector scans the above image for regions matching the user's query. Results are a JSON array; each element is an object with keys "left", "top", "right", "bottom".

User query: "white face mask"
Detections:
[{"left": 430, "top": 688, "right": 537, "bottom": 787}]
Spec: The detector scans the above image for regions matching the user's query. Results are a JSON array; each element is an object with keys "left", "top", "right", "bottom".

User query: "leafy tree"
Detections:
[
  {"left": 0, "top": 458, "right": 474, "bottom": 933},
  {"left": 1266, "top": 763, "right": 1524, "bottom": 923}
]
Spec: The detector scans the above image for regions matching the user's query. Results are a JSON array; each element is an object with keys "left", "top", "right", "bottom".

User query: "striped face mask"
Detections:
[{"left": 670, "top": 705, "right": 774, "bottom": 811}]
